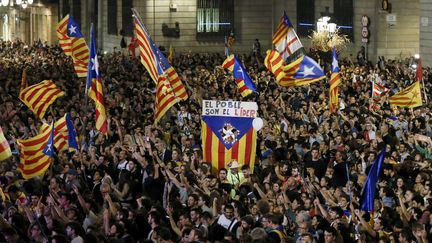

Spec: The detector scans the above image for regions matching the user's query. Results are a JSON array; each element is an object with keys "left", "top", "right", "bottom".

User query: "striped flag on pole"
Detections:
[
  {"left": 0, "top": 126, "right": 12, "bottom": 162},
  {"left": 329, "top": 47, "right": 341, "bottom": 113},
  {"left": 87, "top": 24, "right": 108, "bottom": 135},
  {"left": 17, "top": 125, "right": 52, "bottom": 179},
  {"left": 56, "top": 15, "right": 89, "bottom": 78},
  {"left": 19, "top": 80, "right": 65, "bottom": 119},
  {"left": 389, "top": 82, "right": 423, "bottom": 108},
  {"left": 133, "top": 10, "right": 188, "bottom": 123},
  {"left": 222, "top": 55, "right": 257, "bottom": 97}
]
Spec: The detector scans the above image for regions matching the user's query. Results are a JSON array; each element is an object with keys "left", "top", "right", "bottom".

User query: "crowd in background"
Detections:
[{"left": 0, "top": 38, "right": 431, "bottom": 243}]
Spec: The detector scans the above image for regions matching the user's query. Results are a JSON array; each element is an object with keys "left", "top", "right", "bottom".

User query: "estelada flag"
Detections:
[
  {"left": 201, "top": 100, "right": 257, "bottom": 173},
  {"left": 389, "top": 81, "right": 422, "bottom": 108},
  {"left": 0, "top": 126, "right": 12, "bottom": 162}
]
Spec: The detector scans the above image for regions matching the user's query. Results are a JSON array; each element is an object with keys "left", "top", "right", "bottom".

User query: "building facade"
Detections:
[{"left": 3, "top": 0, "right": 432, "bottom": 65}]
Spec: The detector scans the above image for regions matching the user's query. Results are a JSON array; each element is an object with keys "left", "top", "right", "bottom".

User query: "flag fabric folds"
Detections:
[
  {"left": 360, "top": 147, "right": 386, "bottom": 212},
  {"left": 17, "top": 125, "right": 52, "bottom": 179},
  {"left": 19, "top": 80, "right": 65, "bottom": 119},
  {"left": 272, "top": 11, "right": 304, "bottom": 62},
  {"left": 201, "top": 117, "right": 257, "bottom": 173},
  {"left": 87, "top": 25, "right": 108, "bottom": 135},
  {"left": 329, "top": 47, "right": 341, "bottom": 113},
  {"left": 389, "top": 82, "right": 423, "bottom": 108},
  {"left": 56, "top": 15, "right": 89, "bottom": 78},
  {"left": 133, "top": 14, "right": 188, "bottom": 123},
  {"left": 39, "top": 113, "right": 79, "bottom": 152},
  {"left": 264, "top": 50, "right": 325, "bottom": 87},
  {"left": 0, "top": 126, "right": 12, "bottom": 162},
  {"left": 222, "top": 55, "right": 257, "bottom": 97}
]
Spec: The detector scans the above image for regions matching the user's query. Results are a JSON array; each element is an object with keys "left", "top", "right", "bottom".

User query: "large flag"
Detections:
[
  {"left": 272, "top": 11, "right": 304, "bottom": 62},
  {"left": 222, "top": 55, "right": 257, "bottom": 97},
  {"left": 133, "top": 12, "right": 188, "bottom": 123},
  {"left": 201, "top": 100, "right": 258, "bottom": 173},
  {"left": 265, "top": 50, "right": 325, "bottom": 86},
  {"left": 329, "top": 47, "right": 341, "bottom": 113},
  {"left": 39, "top": 113, "right": 79, "bottom": 152},
  {"left": 19, "top": 80, "right": 65, "bottom": 119},
  {"left": 17, "top": 125, "right": 52, "bottom": 179},
  {"left": 87, "top": 25, "right": 108, "bottom": 135},
  {"left": 0, "top": 126, "right": 12, "bottom": 162},
  {"left": 389, "top": 82, "right": 423, "bottom": 108},
  {"left": 56, "top": 15, "right": 89, "bottom": 78},
  {"left": 360, "top": 147, "right": 386, "bottom": 212}
]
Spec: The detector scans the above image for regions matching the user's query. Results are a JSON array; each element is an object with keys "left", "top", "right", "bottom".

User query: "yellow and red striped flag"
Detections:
[
  {"left": 264, "top": 50, "right": 325, "bottom": 87},
  {"left": 222, "top": 55, "right": 257, "bottom": 97},
  {"left": 329, "top": 47, "right": 342, "bottom": 113},
  {"left": 87, "top": 25, "right": 108, "bottom": 134},
  {"left": 0, "top": 126, "right": 12, "bottom": 162},
  {"left": 133, "top": 11, "right": 188, "bottom": 123},
  {"left": 19, "top": 80, "right": 65, "bottom": 119},
  {"left": 389, "top": 81, "right": 423, "bottom": 108},
  {"left": 56, "top": 15, "right": 89, "bottom": 78},
  {"left": 39, "top": 113, "right": 79, "bottom": 152},
  {"left": 17, "top": 125, "right": 52, "bottom": 179}
]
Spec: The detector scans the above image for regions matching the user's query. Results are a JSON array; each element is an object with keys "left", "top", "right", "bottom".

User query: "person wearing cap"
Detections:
[{"left": 226, "top": 160, "right": 245, "bottom": 191}]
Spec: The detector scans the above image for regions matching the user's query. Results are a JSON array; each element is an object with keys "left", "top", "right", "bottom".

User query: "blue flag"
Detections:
[
  {"left": 360, "top": 147, "right": 386, "bottom": 212},
  {"left": 65, "top": 113, "right": 79, "bottom": 150},
  {"left": 43, "top": 122, "right": 55, "bottom": 157}
]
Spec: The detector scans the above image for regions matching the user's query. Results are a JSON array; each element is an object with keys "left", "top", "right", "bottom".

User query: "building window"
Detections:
[
  {"left": 296, "top": 0, "right": 315, "bottom": 37},
  {"left": 196, "top": 0, "right": 234, "bottom": 39},
  {"left": 333, "top": 0, "right": 354, "bottom": 40},
  {"left": 122, "top": 0, "right": 133, "bottom": 36},
  {"left": 108, "top": 0, "right": 117, "bottom": 35}
]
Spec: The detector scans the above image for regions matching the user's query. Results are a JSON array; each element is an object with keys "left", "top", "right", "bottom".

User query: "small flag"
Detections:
[
  {"left": 133, "top": 11, "right": 188, "bottom": 123},
  {"left": 222, "top": 55, "right": 257, "bottom": 97},
  {"left": 265, "top": 50, "right": 325, "bottom": 86},
  {"left": 21, "top": 68, "right": 28, "bottom": 92},
  {"left": 19, "top": 80, "right": 65, "bottom": 119},
  {"left": 87, "top": 24, "right": 108, "bottom": 135},
  {"left": 372, "top": 81, "right": 389, "bottom": 100},
  {"left": 56, "top": 15, "right": 89, "bottom": 77},
  {"left": 167, "top": 45, "right": 174, "bottom": 64},
  {"left": 416, "top": 58, "right": 423, "bottom": 82},
  {"left": 0, "top": 126, "right": 12, "bottom": 162},
  {"left": 329, "top": 47, "right": 341, "bottom": 113},
  {"left": 389, "top": 81, "right": 423, "bottom": 108},
  {"left": 360, "top": 147, "right": 386, "bottom": 212},
  {"left": 43, "top": 122, "right": 55, "bottom": 157},
  {"left": 272, "top": 11, "right": 304, "bottom": 62}
]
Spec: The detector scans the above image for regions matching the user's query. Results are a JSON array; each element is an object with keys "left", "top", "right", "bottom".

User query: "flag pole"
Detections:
[
  {"left": 421, "top": 77, "right": 428, "bottom": 104},
  {"left": 82, "top": 23, "right": 93, "bottom": 145}
]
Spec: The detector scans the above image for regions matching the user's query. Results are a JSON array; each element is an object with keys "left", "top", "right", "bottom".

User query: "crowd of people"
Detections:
[{"left": 0, "top": 38, "right": 431, "bottom": 243}]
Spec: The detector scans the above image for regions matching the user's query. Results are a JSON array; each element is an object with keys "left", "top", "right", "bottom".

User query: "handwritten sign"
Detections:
[{"left": 202, "top": 100, "right": 258, "bottom": 118}]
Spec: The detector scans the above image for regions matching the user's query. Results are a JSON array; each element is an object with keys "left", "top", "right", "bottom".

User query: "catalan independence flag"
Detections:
[
  {"left": 329, "top": 47, "right": 341, "bottom": 113},
  {"left": 56, "top": 15, "right": 89, "bottom": 78},
  {"left": 265, "top": 50, "right": 325, "bottom": 86},
  {"left": 389, "top": 81, "right": 423, "bottom": 108},
  {"left": 133, "top": 11, "right": 188, "bottom": 123},
  {"left": 19, "top": 80, "right": 65, "bottom": 119},
  {"left": 222, "top": 55, "right": 257, "bottom": 97},
  {"left": 0, "top": 126, "right": 12, "bottom": 162},
  {"left": 17, "top": 124, "right": 52, "bottom": 179},
  {"left": 87, "top": 25, "right": 108, "bottom": 135},
  {"left": 39, "top": 113, "right": 79, "bottom": 152},
  {"left": 272, "top": 11, "right": 304, "bottom": 62}
]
